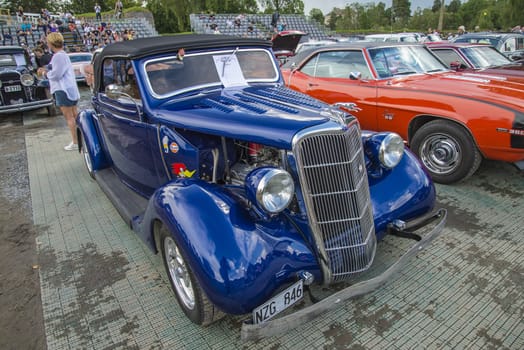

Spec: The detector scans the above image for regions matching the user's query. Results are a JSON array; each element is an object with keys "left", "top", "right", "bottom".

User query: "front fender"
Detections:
[
  {"left": 76, "top": 109, "right": 110, "bottom": 171},
  {"left": 144, "top": 179, "right": 320, "bottom": 315},
  {"left": 369, "top": 148, "right": 436, "bottom": 240}
]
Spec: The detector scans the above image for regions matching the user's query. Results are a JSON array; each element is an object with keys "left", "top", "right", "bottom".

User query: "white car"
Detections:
[
  {"left": 68, "top": 52, "right": 93, "bottom": 83},
  {"left": 294, "top": 40, "right": 337, "bottom": 54},
  {"left": 364, "top": 33, "right": 420, "bottom": 43}
]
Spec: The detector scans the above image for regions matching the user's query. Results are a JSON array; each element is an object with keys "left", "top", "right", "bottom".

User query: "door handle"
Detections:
[{"left": 308, "top": 83, "right": 319, "bottom": 87}]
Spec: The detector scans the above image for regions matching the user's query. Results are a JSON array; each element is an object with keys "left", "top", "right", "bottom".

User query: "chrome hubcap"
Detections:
[
  {"left": 82, "top": 138, "right": 92, "bottom": 173},
  {"left": 420, "top": 134, "right": 461, "bottom": 175},
  {"left": 164, "top": 236, "right": 195, "bottom": 309}
]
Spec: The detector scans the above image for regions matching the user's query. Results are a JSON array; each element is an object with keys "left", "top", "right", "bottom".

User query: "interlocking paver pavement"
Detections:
[{"left": 25, "top": 111, "right": 523, "bottom": 349}]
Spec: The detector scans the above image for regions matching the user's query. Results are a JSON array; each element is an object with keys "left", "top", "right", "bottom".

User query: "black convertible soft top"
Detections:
[
  {"left": 93, "top": 34, "right": 273, "bottom": 92},
  {"left": 98, "top": 34, "right": 272, "bottom": 60}
]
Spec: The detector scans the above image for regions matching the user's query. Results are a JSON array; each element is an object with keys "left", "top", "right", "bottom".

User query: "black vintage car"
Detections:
[{"left": 0, "top": 46, "right": 54, "bottom": 115}]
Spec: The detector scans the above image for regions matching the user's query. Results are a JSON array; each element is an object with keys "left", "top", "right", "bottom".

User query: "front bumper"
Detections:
[
  {"left": 241, "top": 208, "right": 447, "bottom": 341},
  {"left": 0, "top": 98, "right": 54, "bottom": 114}
]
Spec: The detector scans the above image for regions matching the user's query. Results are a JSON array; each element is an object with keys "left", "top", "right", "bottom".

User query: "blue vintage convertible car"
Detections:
[{"left": 76, "top": 34, "right": 446, "bottom": 340}]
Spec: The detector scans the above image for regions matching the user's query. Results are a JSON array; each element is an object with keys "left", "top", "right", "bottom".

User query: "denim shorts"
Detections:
[{"left": 54, "top": 91, "right": 78, "bottom": 107}]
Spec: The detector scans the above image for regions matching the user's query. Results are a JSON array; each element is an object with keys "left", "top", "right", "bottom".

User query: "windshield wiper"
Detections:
[{"left": 393, "top": 70, "right": 418, "bottom": 76}]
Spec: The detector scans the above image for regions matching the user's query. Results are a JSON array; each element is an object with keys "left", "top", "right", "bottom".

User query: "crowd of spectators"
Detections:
[
  {"left": 2, "top": 6, "right": 140, "bottom": 68},
  {"left": 197, "top": 12, "right": 291, "bottom": 40}
]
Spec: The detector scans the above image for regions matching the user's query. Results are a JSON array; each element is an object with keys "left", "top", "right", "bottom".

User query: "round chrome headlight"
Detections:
[
  {"left": 21, "top": 73, "right": 34, "bottom": 86},
  {"left": 257, "top": 169, "right": 294, "bottom": 213},
  {"left": 246, "top": 167, "right": 294, "bottom": 214},
  {"left": 379, "top": 133, "right": 404, "bottom": 168}
]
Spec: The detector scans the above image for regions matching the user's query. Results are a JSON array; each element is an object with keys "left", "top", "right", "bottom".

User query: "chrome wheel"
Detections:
[
  {"left": 419, "top": 133, "right": 461, "bottom": 175},
  {"left": 82, "top": 137, "right": 93, "bottom": 174},
  {"left": 164, "top": 236, "right": 195, "bottom": 310}
]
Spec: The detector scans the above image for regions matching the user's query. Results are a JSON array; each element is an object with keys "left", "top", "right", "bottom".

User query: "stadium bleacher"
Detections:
[{"left": 190, "top": 13, "right": 331, "bottom": 41}]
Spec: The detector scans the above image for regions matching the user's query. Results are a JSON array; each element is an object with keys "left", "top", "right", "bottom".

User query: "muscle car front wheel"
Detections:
[
  {"left": 411, "top": 120, "right": 482, "bottom": 184},
  {"left": 159, "top": 224, "right": 221, "bottom": 326}
]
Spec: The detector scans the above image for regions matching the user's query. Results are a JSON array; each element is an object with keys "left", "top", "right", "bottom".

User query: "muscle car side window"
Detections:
[{"left": 432, "top": 49, "right": 466, "bottom": 67}]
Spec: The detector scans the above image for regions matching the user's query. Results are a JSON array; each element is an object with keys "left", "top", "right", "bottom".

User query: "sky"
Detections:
[{"left": 302, "top": 0, "right": 435, "bottom": 16}]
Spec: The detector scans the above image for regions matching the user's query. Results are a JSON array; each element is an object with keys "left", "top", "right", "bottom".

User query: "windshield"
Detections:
[
  {"left": 368, "top": 45, "right": 448, "bottom": 78},
  {"left": 454, "top": 36, "right": 501, "bottom": 48},
  {"left": 69, "top": 55, "right": 92, "bottom": 63},
  {"left": 144, "top": 48, "right": 279, "bottom": 98},
  {"left": 461, "top": 46, "right": 511, "bottom": 68},
  {"left": 0, "top": 53, "right": 27, "bottom": 67}
]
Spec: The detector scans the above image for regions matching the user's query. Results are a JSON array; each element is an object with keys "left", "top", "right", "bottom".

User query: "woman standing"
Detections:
[{"left": 37, "top": 32, "right": 80, "bottom": 151}]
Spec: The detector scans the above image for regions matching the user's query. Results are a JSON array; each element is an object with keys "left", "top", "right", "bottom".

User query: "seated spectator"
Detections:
[
  {"left": 49, "top": 21, "right": 59, "bottom": 33},
  {"left": 33, "top": 47, "right": 53, "bottom": 68},
  {"left": 18, "top": 17, "right": 32, "bottom": 36}
]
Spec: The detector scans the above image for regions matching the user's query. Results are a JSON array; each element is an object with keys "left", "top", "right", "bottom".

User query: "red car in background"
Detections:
[
  {"left": 271, "top": 30, "right": 306, "bottom": 64},
  {"left": 427, "top": 42, "right": 524, "bottom": 81},
  {"left": 281, "top": 42, "right": 524, "bottom": 184}
]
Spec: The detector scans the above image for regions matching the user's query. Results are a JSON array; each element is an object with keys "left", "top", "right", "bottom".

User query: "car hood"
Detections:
[
  {"left": 154, "top": 86, "right": 337, "bottom": 149},
  {"left": 478, "top": 63, "right": 524, "bottom": 80},
  {"left": 388, "top": 72, "right": 524, "bottom": 111}
]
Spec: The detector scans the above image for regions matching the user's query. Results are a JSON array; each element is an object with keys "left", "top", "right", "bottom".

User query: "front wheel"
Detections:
[
  {"left": 411, "top": 120, "right": 482, "bottom": 184},
  {"left": 159, "top": 224, "right": 222, "bottom": 326},
  {"left": 81, "top": 134, "right": 94, "bottom": 179}
]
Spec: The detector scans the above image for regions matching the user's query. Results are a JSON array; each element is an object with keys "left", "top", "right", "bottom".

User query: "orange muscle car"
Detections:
[{"left": 281, "top": 42, "right": 524, "bottom": 184}]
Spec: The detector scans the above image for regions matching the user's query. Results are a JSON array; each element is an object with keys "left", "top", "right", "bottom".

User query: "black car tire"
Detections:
[
  {"left": 81, "top": 134, "right": 95, "bottom": 179},
  {"left": 159, "top": 224, "right": 222, "bottom": 326},
  {"left": 411, "top": 119, "right": 482, "bottom": 184}
]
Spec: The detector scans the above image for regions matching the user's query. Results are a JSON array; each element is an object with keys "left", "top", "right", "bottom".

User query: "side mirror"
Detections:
[
  {"left": 349, "top": 71, "right": 362, "bottom": 80},
  {"left": 449, "top": 61, "right": 467, "bottom": 71},
  {"left": 104, "top": 84, "right": 142, "bottom": 121},
  {"left": 105, "top": 84, "right": 125, "bottom": 99}
]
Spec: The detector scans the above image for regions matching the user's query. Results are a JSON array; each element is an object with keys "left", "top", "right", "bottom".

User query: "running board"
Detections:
[{"left": 94, "top": 168, "right": 148, "bottom": 227}]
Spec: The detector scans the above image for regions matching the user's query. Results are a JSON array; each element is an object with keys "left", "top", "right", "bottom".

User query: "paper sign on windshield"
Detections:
[{"left": 213, "top": 54, "right": 247, "bottom": 87}]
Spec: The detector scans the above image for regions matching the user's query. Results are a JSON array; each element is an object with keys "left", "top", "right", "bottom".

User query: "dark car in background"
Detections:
[
  {"left": 451, "top": 32, "right": 524, "bottom": 61},
  {"left": 0, "top": 46, "right": 54, "bottom": 115},
  {"left": 77, "top": 34, "right": 445, "bottom": 340}
]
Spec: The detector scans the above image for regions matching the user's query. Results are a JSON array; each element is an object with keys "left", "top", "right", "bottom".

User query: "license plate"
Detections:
[
  {"left": 5, "top": 85, "right": 21, "bottom": 92},
  {"left": 252, "top": 280, "right": 303, "bottom": 324}
]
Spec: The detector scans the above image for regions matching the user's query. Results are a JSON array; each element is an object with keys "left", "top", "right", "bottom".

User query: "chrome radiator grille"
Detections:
[{"left": 293, "top": 122, "right": 376, "bottom": 283}]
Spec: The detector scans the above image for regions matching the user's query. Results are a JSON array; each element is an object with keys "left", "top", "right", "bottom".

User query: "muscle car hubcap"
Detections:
[
  {"left": 420, "top": 134, "right": 461, "bottom": 174},
  {"left": 164, "top": 237, "right": 195, "bottom": 309}
]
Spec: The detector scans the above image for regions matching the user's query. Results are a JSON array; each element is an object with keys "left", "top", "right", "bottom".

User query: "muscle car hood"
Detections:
[
  {"left": 154, "top": 86, "right": 337, "bottom": 149},
  {"left": 389, "top": 72, "right": 524, "bottom": 111}
]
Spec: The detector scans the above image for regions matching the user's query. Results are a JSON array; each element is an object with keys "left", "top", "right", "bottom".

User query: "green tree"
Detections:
[
  {"left": 10, "top": 0, "right": 55, "bottom": 14},
  {"left": 509, "top": 0, "right": 524, "bottom": 27},
  {"left": 447, "top": 0, "right": 461, "bottom": 13},
  {"left": 432, "top": 0, "right": 441, "bottom": 12},
  {"left": 258, "top": 0, "right": 304, "bottom": 14},
  {"left": 365, "top": 2, "right": 389, "bottom": 30},
  {"left": 309, "top": 8, "right": 324, "bottom": 25},
  {"left": 392, "top": 0, "right": 411, "bottom": 26}
]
